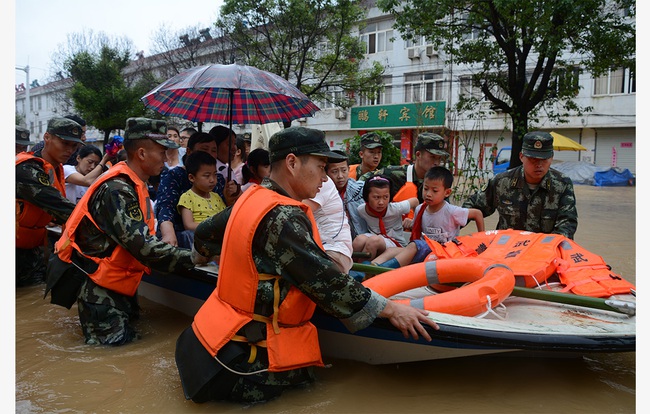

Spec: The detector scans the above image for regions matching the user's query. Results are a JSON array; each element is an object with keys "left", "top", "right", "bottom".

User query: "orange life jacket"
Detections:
[
  {"left": 424, "top": 229, "right": 635, "bottom": 297},
  {"left": 15, "top": 152, "right": 66, "bottom": 249},
  {"left": 556, "top": 238, "right": 635, "bottom": 297},
  {"left": 54, "top": 162, "right": 155, "bottom": 296},
  {"left": 348, "top": 164, "right": 360, "bottom": 179},
  {"left": 192, "top": 184, "right": 325, "bottom": 372},
  {"left": 393, "top": 164, "right": 418, "bottom": 220}
]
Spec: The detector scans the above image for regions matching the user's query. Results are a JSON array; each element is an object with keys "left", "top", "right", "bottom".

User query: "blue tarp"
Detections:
[{"left": 593, "top": 168, "right": 635, "bottom": 186}]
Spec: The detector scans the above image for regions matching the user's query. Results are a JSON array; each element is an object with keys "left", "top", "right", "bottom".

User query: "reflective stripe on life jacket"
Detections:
[
  {"left": 15, "top": 152, "right": 66, "bottom": 249},
  {"left": 192, "top": 184, "right": 325, "bottom": 372},
  {"left": 54, "top": 162, "right": 154, "bottom": 296},
  {"left": 423, "top": 229, "right": 636, "bottom": 298}
]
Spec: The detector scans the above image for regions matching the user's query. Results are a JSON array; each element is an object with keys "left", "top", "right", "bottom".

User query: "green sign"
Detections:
[{"left": 350, "top": 101, "right": 446, "bottom": 129}]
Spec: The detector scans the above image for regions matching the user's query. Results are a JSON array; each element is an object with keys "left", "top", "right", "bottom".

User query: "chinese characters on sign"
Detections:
[{"left": 351, "top": 101, "right": 446, "bottom": 129}]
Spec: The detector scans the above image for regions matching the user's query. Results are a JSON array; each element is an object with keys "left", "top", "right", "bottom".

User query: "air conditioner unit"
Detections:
[
  {"left": 407, "top": 47, "right": 421, "bottom": 60},
  {"left": 425, "top": 45, "right": 438, "bottom": 57},
  {"left": 334, "top": 109, "right": 347, "bottom": 120}
]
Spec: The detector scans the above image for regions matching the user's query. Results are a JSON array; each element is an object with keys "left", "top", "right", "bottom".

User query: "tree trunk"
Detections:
[{"left": 508, "top": 111, "right": 528, "bottom": 169}]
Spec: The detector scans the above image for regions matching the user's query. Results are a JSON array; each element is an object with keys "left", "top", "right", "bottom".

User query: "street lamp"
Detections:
[{"left": 16, "top": 65, "right": 31, "bottom": 131}]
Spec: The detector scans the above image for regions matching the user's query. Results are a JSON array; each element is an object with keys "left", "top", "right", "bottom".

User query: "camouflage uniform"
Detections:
[
  {"left": 69, "top": 118, "right": 194, "bottom": 345},
  {"left": 188, "top": 179, "right": 387, "bottom": 403},
  {"left": 462, "top": 161, "right": 578, "bottom": 239},
  {"left": 15, "top": 120, "right": 80, "bottom": 286}
]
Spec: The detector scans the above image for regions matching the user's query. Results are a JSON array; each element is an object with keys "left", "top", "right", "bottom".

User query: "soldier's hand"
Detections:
[
  {"left": 379, "top": 300, "right": 439, "bottom": 341},
  {"left": 191, "top": 245, "right": 211, "bottom": 265}
]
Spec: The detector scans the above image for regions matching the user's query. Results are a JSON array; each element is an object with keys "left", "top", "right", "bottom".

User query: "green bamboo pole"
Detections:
[{"left": 351, "top": 263, "right": 635, "bottom": 315}]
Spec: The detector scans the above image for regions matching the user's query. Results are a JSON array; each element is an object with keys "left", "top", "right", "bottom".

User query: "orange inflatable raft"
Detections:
[{"left": 362, "top": 258, "right": 516, "bottom": 317}]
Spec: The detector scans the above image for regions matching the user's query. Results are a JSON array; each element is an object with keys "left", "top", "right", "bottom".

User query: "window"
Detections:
[
  {"left": 459, "top": 75, "right": 484, "bottom": 100},
  {"left": 360, "top": 21, "right": 394, "bottom": 54},
  {"left": 404, "top": 71, "right": 444, "bottom": 102},
  {"left": 318, "top": 87, "right": 345, "bottom": 109},
  {"left": 405, "top": 35, "right": 425, "bottom": 48},
  {"left": 551, "top": 66, "right": 581, "bottom": 96},
  {"left": 594, "top": 67, "right": 635, "bottom": 95},
  {"left": 358, "top": 75, "right": 393, "bottom": 106}
]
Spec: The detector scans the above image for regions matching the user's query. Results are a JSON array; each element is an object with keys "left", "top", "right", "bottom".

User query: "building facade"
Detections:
[{"left": 15, "top": 2, "right": 635, "bottom": 173}]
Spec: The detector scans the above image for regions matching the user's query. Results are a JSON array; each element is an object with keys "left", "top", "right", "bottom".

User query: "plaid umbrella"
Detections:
[{"left": 140, "top": 63, "right": 320, "bottom": 125}]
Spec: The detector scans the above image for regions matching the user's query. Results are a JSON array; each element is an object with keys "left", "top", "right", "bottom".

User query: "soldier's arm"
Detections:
[
  {"left": 16, "top": 161, "right": 76, "bottom": 224},
  {"left": 193, "top": 206, "right": 233, "bottom": 258},
  {"left": 462, "top": 178, "right": 497, "bottom": 219},
  {"left": 91, "top": 178, "right": 193, "bottom": 272},
  {"left": 552, "top": 178, "right": 578, "bottom": 239}
]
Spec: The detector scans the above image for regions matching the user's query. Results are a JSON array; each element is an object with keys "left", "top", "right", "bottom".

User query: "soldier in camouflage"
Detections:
[
  {"left": 16, "top": 118, "right": 82, "bottom": 286},
  {"left": 349, "top": 131, "right": 383, "bottom": 179},
  {"left": 359, "top": 132, "right": 449, "bottom": 204},
  {"left": 177, "top": 126, "right": 439, "bottom": 404},
  {"left": 48, "top": 118, "right": 195, "bottom": 345},
  {"left": 15, "top": 125, "right": 36, "bottom": 154},
  {"left": 462, "top": 131, "right": 578, "bottom": 239}
]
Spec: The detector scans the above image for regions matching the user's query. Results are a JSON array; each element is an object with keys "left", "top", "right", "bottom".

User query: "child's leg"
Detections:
[
  {"left": 372, "top": 247, "right": 403, "bottom": 265},
  {"left": 393, "top": 243, "right": 419, "bottom": 266},
  {"left": 352, "top": 235, "right": 369, "bottom": 254}
]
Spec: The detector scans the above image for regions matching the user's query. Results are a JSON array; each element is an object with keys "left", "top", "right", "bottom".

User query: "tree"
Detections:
[
  {"left": 216, "top": 0, "right": 385, "bottom": 110},
  {"left": 378, "top": 0, "right": 635, "bottom": 168},
  {"left": 342, "top": 131, "right": 401, "bottom": 167},
  {"left": 53, "top": 30, "right": 157, "bottom": 145},
  {"left": 148, "top": 24, "right": 233, "bottom": 79}
]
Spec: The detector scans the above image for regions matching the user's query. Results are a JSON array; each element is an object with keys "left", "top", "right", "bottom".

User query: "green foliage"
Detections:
[
  {"left": 217, "top": 0, "right": 385, "bottom": 109},
  {"left": 378, "top": 0, "right": 635, "bottom": 168},
  {"left": 65, "top": 42, "right": 155, "bottom": 144},
  {"left": 16, "top": 113, "right": 25, "bottom": 127},
  {"left": 340, "top": 131, "right": 401, "bottom": 167}
]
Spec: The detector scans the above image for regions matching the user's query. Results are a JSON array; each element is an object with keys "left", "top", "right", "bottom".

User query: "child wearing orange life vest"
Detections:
[
  {"left": 373, "top": 166, "right": 484, "bottom": 269},
  {"left": 352, "top": 175, "right": 419, "bottom": 261}
]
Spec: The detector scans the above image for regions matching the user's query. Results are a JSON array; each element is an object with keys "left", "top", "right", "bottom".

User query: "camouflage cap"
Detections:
[
  {"left": 269, "top": 126, "right": 347, "bottom": 163},
  {"left": 16, "top": 126, "right": 36, "bottom": 145},
  {"left": 414, "top": 132, "right": 448, "bottom": 157},
  {"left": 124, "top": 117, "right": 178, "bottom": 149},
  {"left": 360, "top": 132, "right": 383, "bottom": 149},
  {"left": 47, "top": 117, "right": 84, "bottom": 144},
  {"left": 522, "top": 131, "right": 554, "bottom": 159}
]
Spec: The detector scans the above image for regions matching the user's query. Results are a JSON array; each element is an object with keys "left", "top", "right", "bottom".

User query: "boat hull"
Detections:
[{"left": 139, "top": 266, "right": 635, "bottom": 365}]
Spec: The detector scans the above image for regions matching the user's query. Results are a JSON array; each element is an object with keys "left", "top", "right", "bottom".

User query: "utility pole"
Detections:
[{"left": 16, "top": 65, "right": 31, "bottom": 131}]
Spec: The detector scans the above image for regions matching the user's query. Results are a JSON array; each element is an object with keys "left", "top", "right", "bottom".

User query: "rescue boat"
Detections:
[{"left": 139, "top": 259, "right": 635, "bottom": 365}]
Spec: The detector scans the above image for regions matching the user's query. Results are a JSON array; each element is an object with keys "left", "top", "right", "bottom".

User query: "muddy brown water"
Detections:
[{"left": 14, "top": 185, "right": 637, "bottom": 413}]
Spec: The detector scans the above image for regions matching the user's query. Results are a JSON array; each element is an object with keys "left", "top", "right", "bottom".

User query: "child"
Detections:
[
  {"left": 177, "top": 151, "right": 227, "bottom": 246},
  {"left": 352, "top": 176, "right": 419, "bottom": 260},
  {"left": 374, "top": 166, "right": 484, "bottom": 269},
  {"left": 240, "top": 148, "right": 271, "bottom": 192}
]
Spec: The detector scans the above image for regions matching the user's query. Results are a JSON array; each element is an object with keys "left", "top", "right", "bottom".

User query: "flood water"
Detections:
[{"left": 13, "top": 185, "right": 638, "bottom": 413}]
